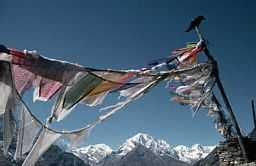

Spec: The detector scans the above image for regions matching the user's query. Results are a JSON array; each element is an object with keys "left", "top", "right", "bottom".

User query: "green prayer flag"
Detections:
[{"left": 63, "top": 73, "right": 103, "bottom": 110}]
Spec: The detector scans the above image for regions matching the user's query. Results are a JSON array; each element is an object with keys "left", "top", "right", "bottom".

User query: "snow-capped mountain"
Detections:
[
  {"left": 72, "top": 133, "right": 215, "bottom": 166},
  {"left": 174, "top": 144, "right": 215, "bottom": 164},
  {"left": 72, "top": 144, "right": 112, "bottom": 166},
  {"left": 117, "top": 133, "right": 177, "bottom": 158}
]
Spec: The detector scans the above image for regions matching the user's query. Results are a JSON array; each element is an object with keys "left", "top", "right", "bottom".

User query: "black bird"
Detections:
[{"left": 185, "top": 16, "right": 206, "bottom": 32}]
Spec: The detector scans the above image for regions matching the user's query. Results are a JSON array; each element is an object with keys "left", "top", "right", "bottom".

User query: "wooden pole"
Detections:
[
  {"left": 251, "top": 100, "right": 256, "bottom": 128},
  {"left": 193, "top": 25, "right": 249, "bottom": 162}
]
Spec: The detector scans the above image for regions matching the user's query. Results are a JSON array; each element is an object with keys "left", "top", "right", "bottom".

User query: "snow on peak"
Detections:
[
  {"left": 72, "top": 144, "right": 112, "bottom": 166},
  {"left": 84, "top": 144, "right": 113, "bottom": 153},
  {"left": 173, "top": 144, "right": 216, "bottom": 164},
  {"left": 70, "top": 133, "right": 215, "bottom": 165},
  {"left": 191, "top": 144, "right": 204, "bottom": 151},
  {"left": 118, "top": 133, "right": 176, "bottom": 158}
]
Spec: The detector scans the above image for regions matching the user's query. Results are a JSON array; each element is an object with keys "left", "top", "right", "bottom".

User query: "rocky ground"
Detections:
[{"left": 194, "top": 137, "right": 256, "bottom": 166}]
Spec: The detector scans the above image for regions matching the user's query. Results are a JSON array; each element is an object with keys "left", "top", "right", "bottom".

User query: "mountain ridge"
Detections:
[{"left": 72, "top": 133, "right": 215, "bottom": 166}]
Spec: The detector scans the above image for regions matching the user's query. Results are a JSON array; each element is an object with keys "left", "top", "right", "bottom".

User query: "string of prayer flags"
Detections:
[
  {"left": 168, "top": 60, "right": 215, "bottom": 116},
  {"left": 0, "top": 40, "right": 232, "bottom": 166},
  {"left": 145, "top": 41, "right": 203, "bottom": 72},
  {"left": 50, "top": 71, "right": 142, "bottom": 122},
  {"left": 10, "top": 49, "right": 82, "bottom": 84}
]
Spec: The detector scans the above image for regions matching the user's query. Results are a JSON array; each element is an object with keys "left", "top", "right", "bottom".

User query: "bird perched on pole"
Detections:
[{"left": 185, "top": 16, "right": 206, "bottom": 32}]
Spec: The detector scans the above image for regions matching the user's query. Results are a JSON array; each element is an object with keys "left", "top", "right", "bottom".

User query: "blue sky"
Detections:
[{"left": 1, "top": 0, "right": 256, "bottom": 149}]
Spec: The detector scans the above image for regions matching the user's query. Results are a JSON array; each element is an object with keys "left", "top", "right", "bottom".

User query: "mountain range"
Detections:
[
  {"left": 71, "top": 133, "right": 215, "bottom": 166},
  {"left": 0, "top": 115, "right": 215, "bottom": 166}
]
